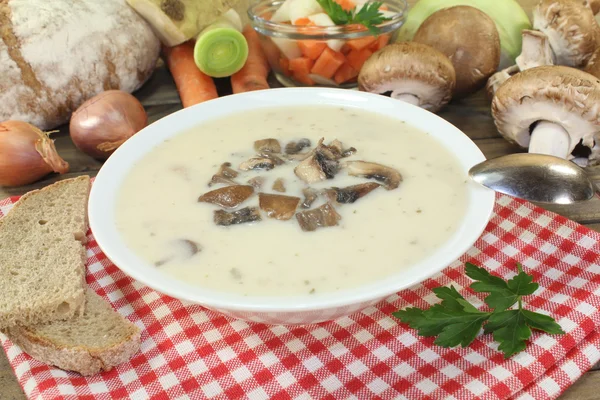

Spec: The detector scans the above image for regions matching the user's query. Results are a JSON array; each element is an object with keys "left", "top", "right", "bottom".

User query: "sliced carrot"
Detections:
[
  {"left": 370, "top": 34, "right": 391, "bottom": 51},
  {"left": 346, "top": 35, "right": 377, "bottom": 52},
  {"left": 334, "top": 0, "right": 356, "bottom": 11},
  {"left": 341, "top": 43, "right": 352, "bottom": 55},
  {"left": 379, "top": 4, "right": 389, "bottom": 11},
  {"left": 298, "top": 40, "right": 327, "bottom": 60},
  {"left": 294, "top": 17, "right": 312, "bottom": 25},
  {"left": 346, "top": 48, "right": 373, "bottom": 71},
  {"left": 334, "top": 63, "right": 358, "bottom": 84},
  {"left": 280, "top": 57, "right": 292, "bottom": 76},
  {"left": 293, "top": 73, "right": 315, "bottom": 86},
  {"left": 263, "top": 12, "right": 274, "bottom": 20},
  {"left": 289, "top": 57, "right": 315, "bottom": 76},
  {"left": 311, "top": 47, "right": 345, "bottom": 79}
]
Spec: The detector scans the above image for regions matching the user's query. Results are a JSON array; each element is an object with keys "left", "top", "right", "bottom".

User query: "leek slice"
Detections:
[{"left": 194, "top": 9, "right": 249, "bottom": 78}]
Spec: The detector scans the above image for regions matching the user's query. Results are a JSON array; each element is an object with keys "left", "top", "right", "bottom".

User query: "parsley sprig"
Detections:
[
  {"left": 393, "top": 263, "right": 565, "bottom": 358},
  {"left": 316, "top": 0, "right": 392, "bottom": 35}
]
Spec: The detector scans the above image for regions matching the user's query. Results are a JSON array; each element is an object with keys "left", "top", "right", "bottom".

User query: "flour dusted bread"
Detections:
[
  {"left": 0, "top": 0, "right": 160, "bottom": 130},
  {"left": 4, "top": 289, "right": 141, "bottom": 376},
  {"left": 0, "top": 176, "right": 91, "bottom": 328}
]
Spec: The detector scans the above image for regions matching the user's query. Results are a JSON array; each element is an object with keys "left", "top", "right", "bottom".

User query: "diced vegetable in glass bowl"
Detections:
[{"left": 248, "top": 0, "right": 407, "bottom": 88}]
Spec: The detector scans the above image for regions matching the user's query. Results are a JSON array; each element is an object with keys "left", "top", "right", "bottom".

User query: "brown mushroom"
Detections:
[
  {"left": 358, "top": 42, "right": 456, "bottom": 113},
  {"left": 247, "top": 176, "right": 265, "bottom": 189},
  {"left": 296, "top": 203, "right": 342, "bottom": 232},
  {"left": 294, "top": 138, "right": 340, "bottom": 184},
  {"left": 257, "top": 151, "right": 286, "bottom": 165},
  {"left": 259, "top": 193, "right": 301, "bottom": 220},
  {"left": 327, "top": 139, "right": 357, "bottom": 158},
  {"left": 285, "top": 138, "right": 312, "bottom": 154},
  {"left": 301, "top": 188, "right": 318, "bottom": 209},
  {"left": 198, "top": 185, "right": 254, "bottom": 209},
  {"left": 208, "top": 162, "right": 239, "bottom": 187},
  {"left": 239, "top": 157, "right": 275, "bottom": 171},
  {"left": 343, "top": 161, "right": 403, "bottom": 190},
  {"left": 412, "top": 6, "right": 501, "bottom": 98},
  {"left": 323, "top": 182, "right": 381, "bottom": 204},
  {"left": 491, "top": 66, "right": 600, "bottom": 164},
  {"left": 486, "top": 30, "right": 554, "bottom": 98},
  {"left": 272, "top": 178, "right": 286, "bottom": 192},
  {"left": 533, "top": 0, "right": 600, "bottom": 67},
  {"left": 254, "top": 138, "right": 281, "bottom": 153},
  {"left": 214, "top": 207, "right": 262, "bottom": 226},
  {"left": 155, "top": 239, "right": 202, "bottom": 267}
]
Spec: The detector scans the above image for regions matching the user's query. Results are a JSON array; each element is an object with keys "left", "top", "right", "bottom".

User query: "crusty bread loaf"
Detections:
[
  {"left": 0, "top": 0, "right": 160, "bottom": 130},
  {"left": 0, "top": 176, "right": 91, "bottom": 329},
  {"left": 4, "top": 289, "right": 141, "bottom": 376}
]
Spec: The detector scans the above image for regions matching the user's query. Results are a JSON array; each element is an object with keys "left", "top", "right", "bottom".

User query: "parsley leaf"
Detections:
[
  {"left": 393, "top": 262, "right": 564, "bottom": 358},
  {"left": 316, "top": 0, "right": 392, "bottom": 35},
  {"left": 467, "top": 262, "right": 539, "bottom": 311}
]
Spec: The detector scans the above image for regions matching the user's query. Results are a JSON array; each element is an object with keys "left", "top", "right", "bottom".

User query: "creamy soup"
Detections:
[{"left": 115, "top": 106, "right": 468, "bottom": 297}]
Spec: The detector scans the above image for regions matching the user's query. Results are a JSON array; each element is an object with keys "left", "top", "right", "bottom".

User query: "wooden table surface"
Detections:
[{"left": 3, "top": 0, "right": 600, "bottom": 398}]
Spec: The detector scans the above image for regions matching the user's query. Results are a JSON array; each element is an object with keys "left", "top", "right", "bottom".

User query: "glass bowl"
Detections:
[{"left": 248, "top": 0, "right": 408, "bottom": 88}]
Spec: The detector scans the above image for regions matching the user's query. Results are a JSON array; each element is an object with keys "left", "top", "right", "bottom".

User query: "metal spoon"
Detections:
[{"left": 468, "top": 153, "right": 596, "bottom": 204}]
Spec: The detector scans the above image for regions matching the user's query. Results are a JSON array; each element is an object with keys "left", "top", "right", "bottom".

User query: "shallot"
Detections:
[
  {"left": 69, "top": 90, "right": 147, "bottom": 160},
  {"left": 0, "top": 121, "right": 69, "bottom": 187}
]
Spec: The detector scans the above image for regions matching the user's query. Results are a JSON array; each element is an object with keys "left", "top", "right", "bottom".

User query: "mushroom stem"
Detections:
[
  {"left": 394, "top": 93, "right": 420, "bottom": 106},
  {"left": 529, "top": 121, "right": 571, "bottom": 159}
]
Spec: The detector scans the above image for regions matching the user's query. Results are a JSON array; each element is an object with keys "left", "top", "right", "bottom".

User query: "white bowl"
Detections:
[{"left": 89, "top": 88, "right": 495, "bottom": 325}]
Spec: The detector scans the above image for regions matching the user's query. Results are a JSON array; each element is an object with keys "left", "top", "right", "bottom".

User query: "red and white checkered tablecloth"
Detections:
[{"left": 2, "top": 192, "right": 600, "bottom": 400}]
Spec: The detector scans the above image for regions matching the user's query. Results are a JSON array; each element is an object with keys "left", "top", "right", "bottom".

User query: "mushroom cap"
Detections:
[
  {"left": 533, "top": 0, "right": 600, "bottom": 67},
  {"left": 491, "top": 65, "right": 600, "bottom": 162},
  {"left": 358, "top": 42, "right": 456, "bottom": 113},
  {"left": 412, "top": 5, "right": 501, "bottom": 98}
]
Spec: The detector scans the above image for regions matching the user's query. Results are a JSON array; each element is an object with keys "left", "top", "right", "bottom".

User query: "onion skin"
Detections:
[
  {"left": 69, "top": 90, "right": 147, "bottom": 160},
  {"left": 0, "top": 121, "right": 69, "bottom": 187}
]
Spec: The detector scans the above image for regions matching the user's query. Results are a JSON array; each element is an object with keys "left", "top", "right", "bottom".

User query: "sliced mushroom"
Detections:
[
  {"left": 413, "top": 6, "right": 500, "bottom": 98},
  {"left": 301, "top": 188, "right": 318, "bottom": 209},
  {"left": 208, "top": 162, "right": 239, "bottom": 187},
  {"left": 254, "top": 138, "right": 281, "bottom": 153},
  {"left": 239, "top": 157, "right": 275, "bottom": 171},
  {"left": 323, "top": 182, "right": 381, "bottom": 204},
  {"left": 285, "top": 138, "right": 312, "bottom": 154},
  {"left": 358, "top": 42, "right": 456, "bottom": 113},
  {"left": 259, "top": 193, "right": 301, "bottom": 220},
  {"left": 272, "top": 178, "right": 286, "bottom": 192},
  {"left": 155, "top": 239, "right": 202, "bottom": 267},
  {"left": 533, "top": 0, "right": 600, "bottom": 67},
  {"left": 343, "top": 161, "right": 402, "bottom": 190},
  {"left": 296, "top": 203, "right": 342, "bottom": 232},
  {"left": 258, "top": 151, "right": 286, "bottom": 165},
  {"left": 247, "top": 176, "right": 265, "bottom": 189},
  {"left": 214, "top": 207, "right": 262, "bottom": 226},
  {"left": 294, "top": 138, "right": 340, "bottom": 184},
  {"left": 198, "top": 185, "right": 254, "bottom": 209},
  {"left": 327, "top": 139, "right": 357, "bottom": 159}
]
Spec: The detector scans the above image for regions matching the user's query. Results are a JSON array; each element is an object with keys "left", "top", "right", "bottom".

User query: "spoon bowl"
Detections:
[{"left": 469, "top": 153, "right": 596, "bottom": 204}]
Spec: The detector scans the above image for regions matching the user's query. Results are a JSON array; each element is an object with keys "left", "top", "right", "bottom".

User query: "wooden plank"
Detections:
[{"left": 561, "top": 370, "right": 600, "bottom": 400}]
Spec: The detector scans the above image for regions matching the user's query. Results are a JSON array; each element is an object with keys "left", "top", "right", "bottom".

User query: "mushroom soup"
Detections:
[{"left": 115, "top": 106, "right": 469, "bottom": 296}]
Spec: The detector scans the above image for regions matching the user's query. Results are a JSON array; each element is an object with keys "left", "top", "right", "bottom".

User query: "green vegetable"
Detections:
[
  {"left": 395, "top": 0, "right": 532, "bottom": 67},
  {"left": 393, "top": 263, "right": 565, "bottom": 358},
  {"left": 194, "top": 9, "right": 249, "bottom": 78},
  {"left": 316, "top": 0, "right": 392, "bottom": 35}
]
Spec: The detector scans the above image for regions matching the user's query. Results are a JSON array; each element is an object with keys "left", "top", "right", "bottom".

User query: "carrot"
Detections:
[
  {"left": 334, "top": 63, "right": 358, "bottom": 84},
  {"left": 293, "top": 73, "right": 315, "bottom": 86},
  {"left": 280, "top": 57, "right": 292, "bottom": 76},
  {"left": 370, "top": 34, "right": 391, "bottom": 51},
  {"left": 289, "top": 57, "right": 315, "bottom": 75},
  {"left": 298, "top": 40, "right": 327, "bottom": 60},
  {"left": 379, "top": 4, "right": 389, "bottom": 10},
  {"left": 162, "top": 41, "right": 218, "bottom": 108},
  {"left": 346, "top": 48, "right": 373, "bottom": 71},
  {"left": 346, "top": 36, "right": 377, "bottom": 52},
  {"left": 294, "top": 17, "right": 312, "bottom": 25},
  {"left": 334, "top": 0, "right": 356, "bottom": 11},
  {"left": 311, "top": 47, "right": 345, "bottom": 79},
  {"left": 231, "top": 25, "right": 271, "bottom": 94}
]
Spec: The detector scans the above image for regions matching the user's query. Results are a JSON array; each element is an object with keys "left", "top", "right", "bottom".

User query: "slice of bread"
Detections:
[
  {"left": 0, "top": 176, "right": 91, "bottom": 328},
  {"left": 4, "top": 289, "right": 141, "bottom": 376}
]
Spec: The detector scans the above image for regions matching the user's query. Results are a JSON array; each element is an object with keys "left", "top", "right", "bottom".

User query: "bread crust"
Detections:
[{"left": 0, "top": 0, "right": 160, "bottom": 130}]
